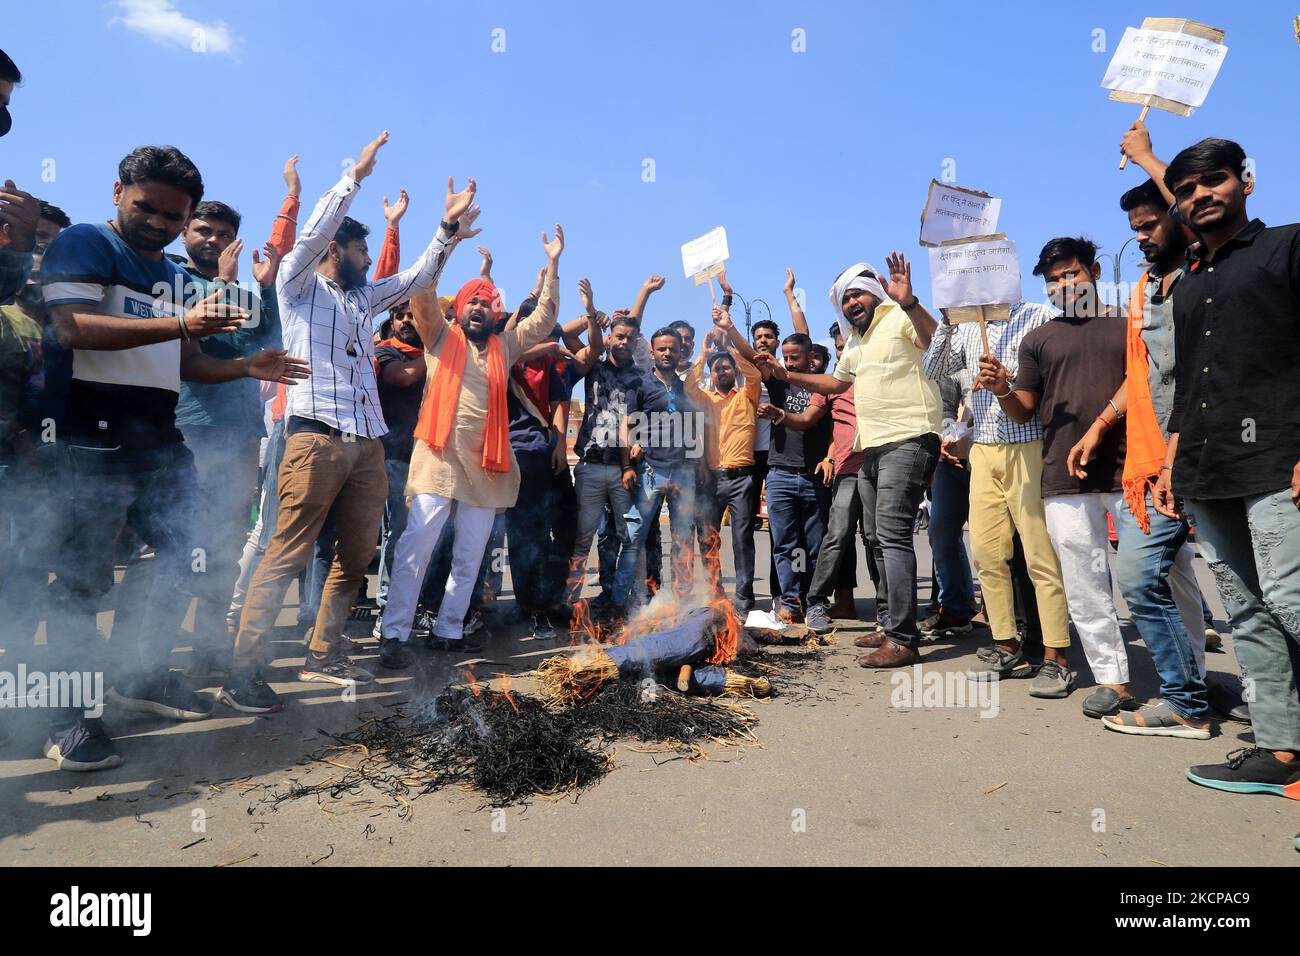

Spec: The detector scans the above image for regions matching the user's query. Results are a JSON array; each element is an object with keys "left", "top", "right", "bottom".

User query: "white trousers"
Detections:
[
  {"left": 382, "top": 492, "right": 496, "bottom": 642},
  {"left": 1043, "top": 492, "right": 1128, "bottom": 685}
]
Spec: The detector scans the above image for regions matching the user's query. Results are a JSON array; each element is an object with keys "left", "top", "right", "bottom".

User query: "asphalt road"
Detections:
[{"left": 2, "top": 529, "right": 1296, "bottom": 866}]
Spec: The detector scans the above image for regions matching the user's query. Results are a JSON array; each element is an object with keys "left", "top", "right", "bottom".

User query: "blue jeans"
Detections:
[
  {"left": 376, "top": 459, "right": 410, "bottom": 610},
  {"left": 1186, "top": 490, "right": 1300, "bottom": 751},
  {"left": 1114, "top": 494, "right": 1210, "bottom": 720},
  {"left": 765, "top": 467, "right": 829, "bottom": 611},
  {"left": 619, "top": 462, "right": 696, "bottom": 607},
  {"left": 858, "top": 435, "right": 939, "bottom": 646},
  {"left": 808, "top": 470, "right": 863, "bottom": 605},
  {"left": 566, "top": 461, "right": 634, "bottom": 606},
  {"left": 928, "top": 458, "right": 975, "bottom": 614}
]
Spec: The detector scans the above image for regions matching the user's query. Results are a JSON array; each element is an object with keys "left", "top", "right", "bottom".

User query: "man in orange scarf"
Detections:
[
  {"left": 379, "top": 225, "right": 565, "bottom": 653},
  {"left": 1065, "top": 130, "right": 1213, "bottom": 739}
]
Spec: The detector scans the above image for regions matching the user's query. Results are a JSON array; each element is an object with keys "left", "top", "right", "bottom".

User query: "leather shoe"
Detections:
[
  {"left": 853, "top": 629, "right": 887, "bottom": 648},
  {"left": 858, "top": 640, "right": 920, "bottom": 668}
]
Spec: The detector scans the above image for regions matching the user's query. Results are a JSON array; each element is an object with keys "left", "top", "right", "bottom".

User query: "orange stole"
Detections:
[
  {"left": 413, "top": 324, "right": 510, "bottom": 474},
  {"left": 1121, "top": 272, "right": 1169, "bottom": 533}
]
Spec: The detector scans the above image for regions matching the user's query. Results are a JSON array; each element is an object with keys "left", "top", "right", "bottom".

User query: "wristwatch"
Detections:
[{"left": 439, "top": 219, "right": 460, "bottom": 235}]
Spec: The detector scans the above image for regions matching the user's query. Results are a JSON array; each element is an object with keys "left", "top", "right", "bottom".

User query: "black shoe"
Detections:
[
  {"left": 1187, "top": 747, "right": 1300, "bottom": 799},
  {"left": 429, "top": 635, "right": 484, "bottom": 654},
  {"left": 920, "top": 608, "right": 974, "bottom": 639},
  {"left": 529, "top": 613, "right": 558, "bottom": 640},
  {"left": 186, "top": 644, "right": 233, "bottom": 681},
  {"left": 218, "top": 675, "right": 284, "bottom": 714},
  {"left": 109, "top": 671, "right": 213, "bottom": 721},
  {"left": 378, "top": 638, "right": 412, "bottom": 670},
  {"left": 1206, "top": 678, "right": 1251, "bottom": 723},
  {"left": 299, "top": 650, "right": 374, "bottom": 686},
  {"left": 44, "top": 718, "right": 123, "bottom": 772},
  {"left": 411, "top": 609, "right": 437, "bottom": 639}
]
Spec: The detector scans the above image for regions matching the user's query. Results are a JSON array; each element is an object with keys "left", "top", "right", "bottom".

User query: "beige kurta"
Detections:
[{"left": 404, "top": 276, "right": 558, "bottom": 509}]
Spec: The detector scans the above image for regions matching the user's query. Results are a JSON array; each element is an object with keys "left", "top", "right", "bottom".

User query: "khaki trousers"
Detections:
[
  {"left": 234, "top": 431, "right": 387, "bottom": 670},
  {"left": 968, "top": 442, "right": 1070, "bottom": 648}
]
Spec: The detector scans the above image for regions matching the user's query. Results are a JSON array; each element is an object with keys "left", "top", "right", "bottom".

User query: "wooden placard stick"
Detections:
[
  {"left": 977, "top": 304, "right": 991, "bottom": 356},
  {"left": 1119, "top": 99, "right": 1152, "bottom": 170}
]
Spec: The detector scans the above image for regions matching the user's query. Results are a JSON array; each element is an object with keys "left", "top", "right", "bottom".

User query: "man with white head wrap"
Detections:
[{"left": 755, "top": 253, "right": 942, "bottom": 667}]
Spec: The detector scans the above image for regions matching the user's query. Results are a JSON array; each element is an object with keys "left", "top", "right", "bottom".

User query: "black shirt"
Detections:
[
  {"left": 1016, "top": 312, "right": 1127, "bottom": 497},
  {"left": 374, "top": 344, "right": 424, "bottom": 461},
  {"left": 1168, "top": 219, "right": 1300, "bottom": 500},
  {"left": 638, "top": 369, "right": 697, "bottom": 470},
  {"left": 575, "top": 356, "right": 645, "bottom": 466},
  {"left": 767, "top": 378, "right": 831, "bottom": 472}
]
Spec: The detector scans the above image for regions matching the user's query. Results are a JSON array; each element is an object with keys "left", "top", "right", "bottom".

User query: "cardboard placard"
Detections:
[
  {"left": 1102, "top": 18, "right": 1227, "bottom": 114},
  {"left": 681, "top": 227, "right": 729, "bottom": 279},
  {"left": 919, "top": 181, "right": 1002, "bottom": 247},
  {"left": 928, "top": 238, "right": 1022, "bottom": 311}
]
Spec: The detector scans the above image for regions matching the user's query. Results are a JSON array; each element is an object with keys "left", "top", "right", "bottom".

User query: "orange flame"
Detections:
[
  {"left": 463, "top": 667, "right": 481, "bottom": 697},
  {"left": 496, "top": 673, "right": 521, "bottom": 714}
]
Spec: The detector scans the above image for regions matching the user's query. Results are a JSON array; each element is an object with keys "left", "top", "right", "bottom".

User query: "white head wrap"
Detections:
[{"left": 828, "top": 262, "right": 889, "bottom": 341}]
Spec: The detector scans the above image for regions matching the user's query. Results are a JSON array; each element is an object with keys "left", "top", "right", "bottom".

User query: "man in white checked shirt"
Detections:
[
  {"left": 922, "top": 301, "right": 1076, "bottom": 699},
  {"left": 221, "top": 132, "right": 478, "bottom": 714}
]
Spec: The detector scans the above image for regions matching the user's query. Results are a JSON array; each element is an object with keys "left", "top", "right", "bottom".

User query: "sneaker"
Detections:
[
  {"left": 412, "top": 610, "right": 437, "bottom": 639},
  {"left": 803, "top": 602, "right": 833, "bottom": 635},
  {"left": 44, "top": 718, "right": 123, "bottom": 772},
  {"left": 920, "top": 608, "right": 974, "bottom": 640},
  {"left": 186, "top": 644, "right": 233, "bottom": 681},
  {"left": 530, "top": 613, "right": 558, "bottom": 640},
  {"left": 218, "top": 675, "right": 284, "bottom": 714},
  {"left": 1029, "top": 659, "right": 1076, "bottom": 698},
  {"left": 1081, "top": 686, "right": 1141, "bottom": 719},
  {"left": 967, "top": 646, "right": 1034, "bottom": 680},
  {"left": 463, "top": 609, "right": 486, "bottom": 637},
  {"left": 109, "top": 671, "right": 213, "bottom": 721},
  {"left": 1187, "top": 747, "right": 1300, "bottom": 799},
  {"left": 299, "top": 650, "right": 374, "bottom": 687},
  {"left": 1103, "top": 700, "right": 1212, "bottom": 739},
  {"left": 378, "top": 638, "right": 412, "bottom": 670}
]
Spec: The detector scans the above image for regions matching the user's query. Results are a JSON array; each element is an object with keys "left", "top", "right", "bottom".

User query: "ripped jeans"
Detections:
[{"left": 1186, "top": 489, "right": 1300, "bottom": 751}]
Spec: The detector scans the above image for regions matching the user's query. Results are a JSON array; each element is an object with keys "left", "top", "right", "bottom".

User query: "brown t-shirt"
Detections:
[{"left": 1016, "top": 313, "right": 1126, "bottom": 497}]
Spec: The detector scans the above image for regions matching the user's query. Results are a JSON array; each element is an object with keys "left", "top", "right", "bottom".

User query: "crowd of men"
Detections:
[{"left": 0, "top": 47, "right": 1297, "bottom": 808}]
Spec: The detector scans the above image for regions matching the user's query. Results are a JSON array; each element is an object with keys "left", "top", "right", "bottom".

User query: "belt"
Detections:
[
  {"left": 715, "top": 465, "right": 754, "bottom": 480},
  {"left": 769, "top": 464, "right": 813, "bottom": 477},
  {"left": 287, "top": 415, "right": 353, "bottom": 439}
]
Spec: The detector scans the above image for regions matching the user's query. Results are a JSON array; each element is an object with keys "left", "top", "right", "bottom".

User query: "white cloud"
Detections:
[{"left": 111, "top": 0, "right": 241, "bottom": 58}]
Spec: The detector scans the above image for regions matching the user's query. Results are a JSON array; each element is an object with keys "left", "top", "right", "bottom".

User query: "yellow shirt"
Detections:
[
  {"left": 686, "top": 348, "right": 761, "bottom": 469},
  {"left": 833, "top": 300, "right": 942, "bottom": 451}
]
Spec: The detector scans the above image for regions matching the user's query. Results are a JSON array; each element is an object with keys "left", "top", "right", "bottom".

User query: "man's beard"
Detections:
[
  {"left": 464, "top": 321, "right": 491, "bottom": 344},
  {"left": 337, "top": 259, "right": 367, "bottom": 291},
  {"left": 188, "top": 245, "right": 220, "bottom": 272},
  {"left": 118, "top": 218, "right": 171, "bottom": 254},
  {"left": 396, "top": 325, "right": 422, "bottom": 348}
]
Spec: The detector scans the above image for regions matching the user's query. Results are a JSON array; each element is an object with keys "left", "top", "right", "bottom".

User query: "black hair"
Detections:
[
  {"left": 515, "top": 294, "right": 538, "bottom": 320},
  {"left": 1119, "top": 179, "right": 1165, "bottom": 214},
  {"left": 751, "top": 319, "right": 779, "bottom": 339},
  {"left": 829, "top": 323, "right": 843, "bottom": 339},
  {"left": 118, "top": 145, "right": 204, "bottom": 206},
  {"left": 378, "top": 317, "right": 394, "bottom": 340},
  {"left": 1163, "top": 138, "right": 1248, "bottom": 191},
  {"left": 707, "top": 350, "right": 736, "bottom": 370},
  {"left": 334, "top": 216, "right": 369, "bottom": 247},
  {"left": 650, "top": 326, "right": 683, "bottom": 346},
  {"left": 191, "top": 200, "right": 241, "bottom": 233},
  {"left": 1032, "top": 236, "right": 1097, "bottom": 277},
  {"left": 782, "top": 332, "right": 813, "bottom": 350},
  {"left": 811, "top": 343, "right": 830, "bottom": 366},
  {"left": 669, "top": 320, "right": 694, "bottom": 336},
  {"left": 389, "top": 300, "right": 411, "bottom": 316},
  {"left": 610, "top": 314, "right": 640, "bottom": 333},
  {"left": 0, "top": 49, "right": 20, "bottom": 84},
  {"left": 38, "top": 201, "right": 71, "bottom": 229}
]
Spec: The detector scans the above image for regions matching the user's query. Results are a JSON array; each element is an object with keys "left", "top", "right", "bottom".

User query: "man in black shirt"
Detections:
[
  {"left": 1151, "top": 137, "right": 1300, "bottom": 798},
  {"left": 756, "top": 333, "right": 831, "bottom": 623}
]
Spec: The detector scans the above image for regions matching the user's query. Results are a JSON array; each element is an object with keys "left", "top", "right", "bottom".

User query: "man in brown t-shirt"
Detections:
[{"left": 979, "top": 237, "right": 1136, "bottom": 718}]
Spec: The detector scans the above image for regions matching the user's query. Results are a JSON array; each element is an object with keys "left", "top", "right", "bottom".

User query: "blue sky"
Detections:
[{"left": 8, "top": 1, "right": 1300, "bottom": 337}]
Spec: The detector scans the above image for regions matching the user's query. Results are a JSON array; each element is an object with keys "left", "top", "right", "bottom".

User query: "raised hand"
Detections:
[
  {"left": 350, "top": 131, "right": 389, "bottom": 183},
  {"left": 1120, "top": 120, "right": 1155, "bottom": 165},
  {"left": 711, "top": 306, "right": 734, "bottom": 331},
  {"left": 383, "top": 188, "right": 409, "bottom": 227},
  {"left": 477, "top": 245, "right": 493, "bottom": 279},
  {"left": 542, "top": 223, "right": 564, "bottom": 262},
  {"left": 250, "top": 242, "right": 283, "bottom": 289},
  {"left": 578, "top": 277, "right": 595, "bottom": 315},
  {"left": 183, "top": 289, "right": 250, "bottom": 338},
  {"left": 445, "top": 177, "right": 477, "bottom": 224},
  {"left": 245, "top": 349, "right": 312, "bottom": 385},
  {"left": 885, "top": 250, "right": 914, "bottom": 304},
  {"left": 458, "top": 203, "right": 482, "bottom": 240},
  {"left": 643, "top": 275, "right": 666, "bottom": 294},
  {"left": 716, "top": 269, "right": 732, "bottom": 295},
  {"left": 784, "top": 268, "right": 796, "bottom": 297},
  {"left": 0, "top": 180, "right": 41, "bottom": 252},
  {"left": 217, "top": 238, "right": 243, "bottom": 284},
  {"left": 282, "top": 155, "right": 301, "bottom": 196}
]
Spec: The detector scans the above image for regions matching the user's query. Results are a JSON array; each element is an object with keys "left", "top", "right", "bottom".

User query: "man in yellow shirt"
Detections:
[{"left": 757, "top": 254, "right": 941, "bottom": 667}]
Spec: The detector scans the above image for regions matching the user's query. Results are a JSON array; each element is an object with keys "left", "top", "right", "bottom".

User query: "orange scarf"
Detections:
[
  {"left": 1121, "top": 272, "right": 1168, "bottom": 533},
  {"left": 413, "top": 323, "right": 511, "bottom": 473}
]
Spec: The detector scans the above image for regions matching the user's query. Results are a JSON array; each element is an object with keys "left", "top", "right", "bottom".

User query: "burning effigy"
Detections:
[{"left": 267, "top": 603, "right": 825, "bottom": 810}]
